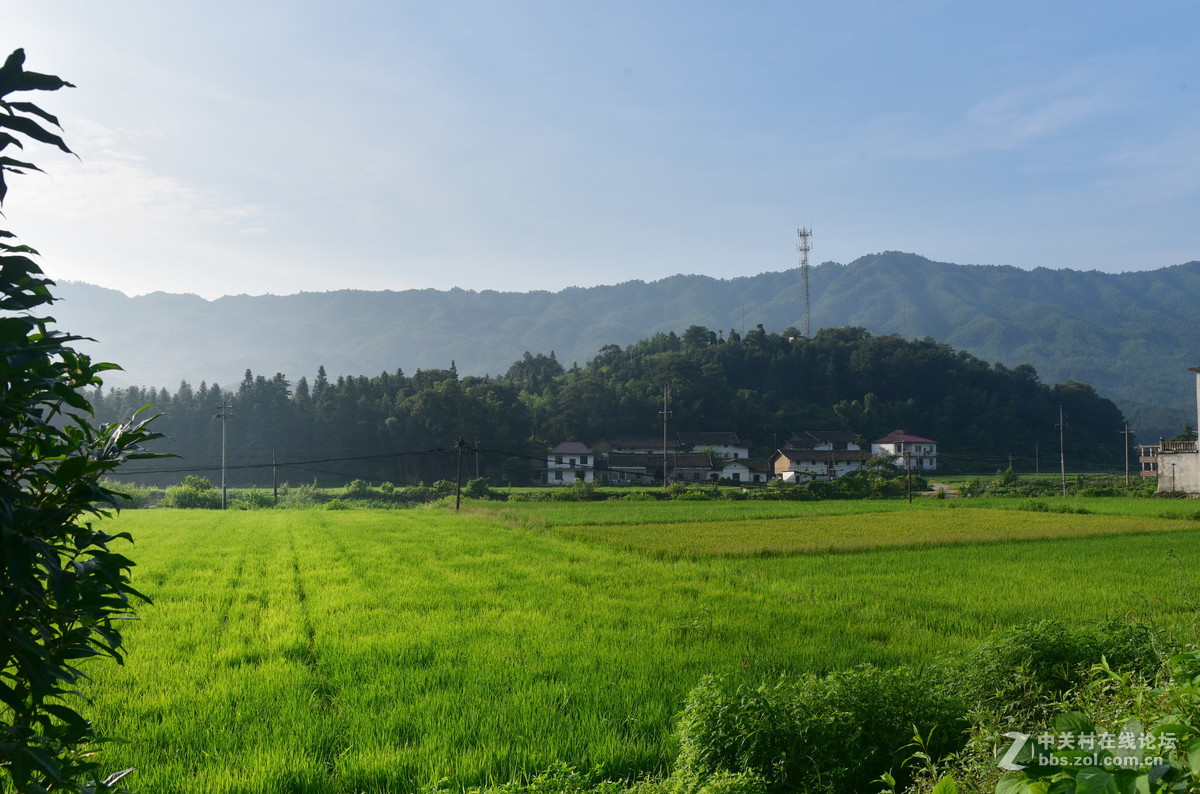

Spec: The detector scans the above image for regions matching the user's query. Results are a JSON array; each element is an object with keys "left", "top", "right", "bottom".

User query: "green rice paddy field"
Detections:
[{"left": 82, "top": 499, "right": 1200, "bottom": 793}]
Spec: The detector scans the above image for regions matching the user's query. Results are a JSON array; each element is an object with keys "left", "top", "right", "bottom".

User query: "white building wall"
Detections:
[
  {"left": 871, "top": 442, "right": 938, "bottom": 471},
  {"left": 1157, "top": 449, "right": 1200, "bottom": 493}
]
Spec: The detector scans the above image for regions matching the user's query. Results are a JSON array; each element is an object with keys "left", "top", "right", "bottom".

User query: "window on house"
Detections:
[
  {"left": 554, "top": 471, "right": 563, "bottom": 481},
  {"left": 556, "top": 455, "right": 563, "bottom": 464},
  {"left": 569, "top": 458, "right": 576, "bottom": 466},
  {"left": 733, "top": 452, "right": 739, "bottom": 459},
  {"left": 581, "top": 455, "right": 588, "bottom": 465}
]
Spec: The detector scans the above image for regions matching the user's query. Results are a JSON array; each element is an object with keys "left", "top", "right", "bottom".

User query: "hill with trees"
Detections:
[
  {"left": 93, "top": 325, "right": 1129, "bottom": 488},
  {"left": 56, "top": 253, "right": 1200, "bottom": 441}
]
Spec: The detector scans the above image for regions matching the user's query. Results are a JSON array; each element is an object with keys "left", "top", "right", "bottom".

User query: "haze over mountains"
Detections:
[{"left": 54, "top": 251, "right": 1200, "bottom": 440}]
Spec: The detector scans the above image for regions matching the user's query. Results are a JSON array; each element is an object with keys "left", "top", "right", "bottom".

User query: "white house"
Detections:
[
  {"left": 677, "top": 432, "right": 752, "bottom": 461},
  {"left": 770, "top": 430, "right": 864, "bottom": 481},
  {"left": 1157, "top": 366, "right": 1200, "bottom": 494},
  {"left": 716, "top": 458, "right": 752, "bottom": 483},
  {"left": 871, "top": 430, "right": 938, "bottom": 472},
  {"left": 546, "top": 441, "right": 594, "bottom": 485}
]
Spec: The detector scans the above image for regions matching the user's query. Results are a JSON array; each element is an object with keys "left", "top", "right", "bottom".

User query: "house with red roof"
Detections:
[{"left": 871, "top": 430, "right": 938, "bottom": 472}]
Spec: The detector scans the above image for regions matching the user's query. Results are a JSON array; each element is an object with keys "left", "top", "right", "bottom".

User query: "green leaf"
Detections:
[
  {"left": 0, "top": 155, "right": 43, "bottom": 173},
  {"left": 0, "top": 112, "right": 73, "bottom": 154},
  {"left": 1184, "top": 736, "right": 1200, "bottom": 773},
  {"left": 1074, "top": 768, "right": 1116, "bottom": 794},
  {"left": 931, "top": 775, "right": 959, "bottom": 794},
  {"left": 6, "top": 100, "right": 67, "bottom": 127},
  {"left": 1053, "top": 712, "right": 1096, "bottom": 735}
]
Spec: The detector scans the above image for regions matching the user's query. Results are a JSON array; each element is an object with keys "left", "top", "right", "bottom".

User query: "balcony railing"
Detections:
[{"left": 1161, "top": 440, "right": 1198, "bottom": 453}]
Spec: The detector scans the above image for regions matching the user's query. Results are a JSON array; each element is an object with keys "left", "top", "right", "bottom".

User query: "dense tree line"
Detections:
[{"left": 91, "top": 326, "right": 1130, "bottom": 487}]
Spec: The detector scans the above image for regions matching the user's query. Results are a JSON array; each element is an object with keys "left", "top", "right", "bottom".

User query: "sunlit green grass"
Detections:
[
  {"left": 81, "top": 505, "right": 1200, "bottom": 793},
  {"left": 530, "top": 508, "right": 1199, "bottom": 559}
]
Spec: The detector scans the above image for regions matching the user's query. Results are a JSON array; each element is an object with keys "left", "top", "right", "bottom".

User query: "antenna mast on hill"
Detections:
[{"left": 797, "top": 225, "right": 813, "bottom": 337}]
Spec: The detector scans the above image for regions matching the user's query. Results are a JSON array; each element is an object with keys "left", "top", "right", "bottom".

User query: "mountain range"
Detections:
[{"left": 52, "top": 251, "right": 1200, "bottom": 441}]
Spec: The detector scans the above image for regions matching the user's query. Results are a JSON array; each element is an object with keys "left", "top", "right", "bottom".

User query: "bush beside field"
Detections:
[{"left": 470, "top": 619, "right": 1180, "bottom": 794}]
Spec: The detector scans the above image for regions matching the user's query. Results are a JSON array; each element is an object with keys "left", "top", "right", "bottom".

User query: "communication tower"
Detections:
[{"left": 797, "top": 225, "right": 813, "bottom": 337}]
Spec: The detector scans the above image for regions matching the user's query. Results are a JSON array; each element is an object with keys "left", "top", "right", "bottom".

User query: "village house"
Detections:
[
  {"left": 592, "top": 437, "right": 685, "bottom": 456},
  {"left": 1156, "top": 366, "right": 1200, "bottom": 494},
  {"left": 1138, "top": 443, "right": 1160, "bottom": 478},
  {"left": 677, "top": 432, "right": 752, "bottom": 460},
  {"left": 871, "top": 430, "right": 938, "bottom": 472},
  {"left": 770, "top": 431, "right": 865, "bottom": 482},
  {"left": 583, "top": 431, "right": 765, "bottom": 484},
  {"left": 545, "top": 441, "right": 594, "bottom": 485}
]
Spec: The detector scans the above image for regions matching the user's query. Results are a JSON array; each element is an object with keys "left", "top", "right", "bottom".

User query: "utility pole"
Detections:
[
  {"left": 1057, "top": 404, "right": 1068, "bottom": 497},
  {"left": 904, "top": 449, "right": 912, "bottom": 504},
  {"left": 215, "top": 400, "right": 233, "bottom": 510},
  {"left": 453, "top": 437, "right": 469, "bottom": 510},
  {"left": 272, "top": 448, "right": 278, "bottom": 504},
  {"left": 1120, "top": 424, "right": 1132, "bottom": 487},
  {"left": 660, "top": 386, "right": 672, "bottom": 488}
]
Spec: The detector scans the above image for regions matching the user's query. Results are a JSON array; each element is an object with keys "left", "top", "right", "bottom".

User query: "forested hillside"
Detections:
[
  {"left": 56, "top": 253, "right": 1200, "bottom": 440},
  {"left": 94, "top": 326, "right": 1129, "bottom": 488}
]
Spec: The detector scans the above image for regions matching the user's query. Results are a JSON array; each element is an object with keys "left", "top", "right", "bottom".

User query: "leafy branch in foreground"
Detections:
[{"left": 1, "top": 48, "right": 163, "bottom": 793}]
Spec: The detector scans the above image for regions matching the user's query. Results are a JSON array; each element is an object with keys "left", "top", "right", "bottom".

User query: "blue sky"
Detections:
[{"left": 5, "top": 1, "right": 1199, "bottom": 299}]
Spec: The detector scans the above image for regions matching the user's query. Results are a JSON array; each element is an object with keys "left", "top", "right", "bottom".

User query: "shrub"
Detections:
[
  {"left": 675, "top": 664, "right": 968, "bottom": 793},
  {"left": 160, "top": 483, "right": 222, "bottom": 509},
  {"left": 343, "top": 478, "right": 372, "bottom": 498},
  {"left": 962, "top": 618, "right": 1168, "bottom": 724},
  {"left": 279, "top": 481, "right": 327, "bottom": 508},
  {"left": 228, "top": 487, "right": 274, "bottom": 510},
  {"left": 463, "top": 476, "right": 492, "bottom": 499}
]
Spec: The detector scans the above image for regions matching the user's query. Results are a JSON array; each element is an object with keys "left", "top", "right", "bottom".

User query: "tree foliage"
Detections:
[
  {"left": 1, "top": 49, "right": 161, "bottom": 792},
  {"left": 91, "top": 325, "right": 1130, "bottom": 488}
]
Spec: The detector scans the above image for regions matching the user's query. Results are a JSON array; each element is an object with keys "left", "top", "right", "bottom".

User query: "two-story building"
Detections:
[
  {"left": 770, "top": 430, "right": 865, "bottom": 482},
  {"left": 545, "top": 441, "right": 594, "bottom": 485},
  {"left": 871, "top": 430, "right": 938, "bottom": 472},
  {"left": 677, "top": 432, "right": 752, "bottom": 461}
]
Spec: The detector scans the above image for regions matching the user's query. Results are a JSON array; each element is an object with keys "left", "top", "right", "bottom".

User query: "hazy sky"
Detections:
[{"left": 4, "top": 1, "right": 1199, "bottom": 299}]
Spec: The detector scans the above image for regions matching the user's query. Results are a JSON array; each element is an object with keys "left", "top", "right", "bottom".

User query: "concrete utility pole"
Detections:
[
  {"left": 1120, "top": 424, "right": 1132, "bottom": 486},
  {"left": 904, "top": 449, "right": 912, "bottom": 504},
  {"left": 660, "top": 387, "right": 672, "bottom": 488},
  {"left": 215, "top": 400, "right": 233, "bottom": 509},
  {"left": 1057, "top": 404, "right": 1068, "bottom": 497},
  {"left": 453, "top": 437, "right": 470, "bottom": 511}
]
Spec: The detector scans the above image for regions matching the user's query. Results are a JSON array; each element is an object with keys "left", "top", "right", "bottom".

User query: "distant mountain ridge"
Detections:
[{"left": 53, "top": 252, "right": 1200, "bottom": 439}]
